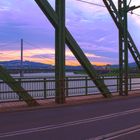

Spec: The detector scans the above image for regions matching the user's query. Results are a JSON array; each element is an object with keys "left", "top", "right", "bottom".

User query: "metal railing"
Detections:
[{"left": 0, "top": 75, "right": 140, "bottom": 102}]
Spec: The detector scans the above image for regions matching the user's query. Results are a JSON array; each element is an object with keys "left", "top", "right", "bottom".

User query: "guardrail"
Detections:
[{"left": 0, "top": 75, "right": 140, "bottom": 102}]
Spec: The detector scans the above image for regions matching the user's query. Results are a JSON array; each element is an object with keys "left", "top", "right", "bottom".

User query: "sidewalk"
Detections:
[{"left": 0, "top": 91, "right": 140, "bottom": 113}]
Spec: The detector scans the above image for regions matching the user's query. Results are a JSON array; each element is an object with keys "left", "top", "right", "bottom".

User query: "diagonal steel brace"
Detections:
[
  {"left": 34, "top": 0, "right": 111, "bottom": 97},
  {"left": 0, "top": 66, "right": 39, "bottom": 106},
  {"left": 103, "top": 0, "right": 140, "bottom": 70}
]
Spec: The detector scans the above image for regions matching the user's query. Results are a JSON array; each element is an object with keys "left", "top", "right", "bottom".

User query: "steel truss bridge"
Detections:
[{"left": 0, "top": 0, "right": 140, "bottom": 106}]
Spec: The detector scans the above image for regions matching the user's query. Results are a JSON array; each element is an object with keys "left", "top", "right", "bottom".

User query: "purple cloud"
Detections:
[{"left": 0, "top": 0, "right": 140, "bottom": 65}]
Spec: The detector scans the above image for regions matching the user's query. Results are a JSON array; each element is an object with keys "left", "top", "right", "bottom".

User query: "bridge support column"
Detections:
[
  {"left": 118, "top": 0, "right": 128, "bottom": 96},
  {"left": 55, "top": 0, "right": 66, "bottom": 104}
]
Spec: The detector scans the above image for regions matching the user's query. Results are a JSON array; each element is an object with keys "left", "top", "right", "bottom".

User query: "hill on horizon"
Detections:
[{"left": 0, "top": 60, "right": 137, "bottom": 70}]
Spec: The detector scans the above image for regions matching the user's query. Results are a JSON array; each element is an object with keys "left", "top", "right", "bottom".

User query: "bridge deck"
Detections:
[
  {"left": 1, "top": 92, "right": 140, "bottom": 139},
  {"left": 0, "top": 91, "right": 140, "bottom": 112}
]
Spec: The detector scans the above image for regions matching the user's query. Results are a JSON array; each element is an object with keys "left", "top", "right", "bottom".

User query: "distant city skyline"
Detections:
[{"left": 0, "top": 0, "right": 140, "bottom": 66}]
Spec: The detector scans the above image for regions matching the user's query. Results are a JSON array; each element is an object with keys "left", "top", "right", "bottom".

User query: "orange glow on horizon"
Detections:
[{"left": 0, "top": 49, "right": 111, "bottom": 66}]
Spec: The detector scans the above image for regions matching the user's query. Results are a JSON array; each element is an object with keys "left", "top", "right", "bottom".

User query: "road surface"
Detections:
[{"left": 1, "top": 96, "right": 140, "bottom": 140}]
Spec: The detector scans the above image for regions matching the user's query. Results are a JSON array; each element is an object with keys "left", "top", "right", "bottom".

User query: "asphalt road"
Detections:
[{"left": 1, "top": 96, "right": 140, "bottom": 140}]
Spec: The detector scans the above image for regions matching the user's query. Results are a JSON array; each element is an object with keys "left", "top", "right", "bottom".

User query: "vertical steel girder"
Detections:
[
  {"left": 55, "top": 0, "right": 65, "bottom": 103},
  {"left": 103, "top": 0, "right": 140, "bottom": 96},
  {"left": 118, "top": 0, "right": 128, "bottom": 96},
  {"left": 0, "top": 66, "right": 39, "bottom": 106},
  {"left": 35, "top": 0, "right": 111, "bottom": 98},
  {"left": 103, "top": 0, "right": 140, "bottom": 70}
]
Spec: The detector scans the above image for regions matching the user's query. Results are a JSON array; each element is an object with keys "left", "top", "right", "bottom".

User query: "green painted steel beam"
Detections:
[
  {"left": 55, "top": 0, "right": 66, "bottom": 103},
  {"left": 34, "top": 0, "right": 111, "bottom": 97},
  {"left": 118, "top": 0, "right": 128, "bottom": 96},
  {"left": 0, "top": 66, "right": 39, "bottom": 106},
  {"left": 103, "top": 0, "right": 140, "bottom": 70},
  {"left": 65, "top": 30, "right": 111, "bottom": 97}
]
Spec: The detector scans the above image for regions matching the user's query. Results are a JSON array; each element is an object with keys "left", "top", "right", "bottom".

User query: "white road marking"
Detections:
[
  {"left": 1, "top": 107, "right": 140, "bottom": 138},
  {"left": 91, "top": 125, "right": 140, "bottom": 140}
]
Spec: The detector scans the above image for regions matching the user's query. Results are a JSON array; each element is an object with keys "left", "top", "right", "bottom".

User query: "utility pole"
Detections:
[{"left": 20, "top": 38, "right": 24, "bottom": 77}]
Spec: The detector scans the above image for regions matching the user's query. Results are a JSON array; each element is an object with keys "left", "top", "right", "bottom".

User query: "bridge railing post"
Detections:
[
  {"left": 129, "top": 76, "right": 132, "bottom": 91},
  {"left": 44, "top": 78, "right": 47, "bottom": 99},
  {"left": 117, "top": 75, "right": 119, "bottom": 92},
  {"left": 65, "top": 77, "right": 69, "bottom": 97},
  {"left": 85, "top": 76, "right": 88, "bottom": 95},
  {"left": 18, "top": 78, "right": 22, "bottom": 101}
]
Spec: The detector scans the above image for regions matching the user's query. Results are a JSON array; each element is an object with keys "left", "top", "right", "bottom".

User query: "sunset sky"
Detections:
[{"left": 0, "top": 0, "right": 140, "bottom": 66}]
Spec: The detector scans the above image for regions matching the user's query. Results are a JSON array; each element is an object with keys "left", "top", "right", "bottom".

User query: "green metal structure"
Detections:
[
  {"left": 4, "top": 0, "right": 140, "bottom": 104},
  {"left": 103, "top": 0, "right": 140, "bottom": 96},
  {"left": 55, "top": 0, "right": 66, "bottom": 103},
  {"left": 118, "top": 0, "right": 128, "bottom": 96},
  {"left": 0, "top": 66, "right": 39, "bottom": 106},
  {"left": 35, "top": 0, "right": 112, "bottom": 103}
]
